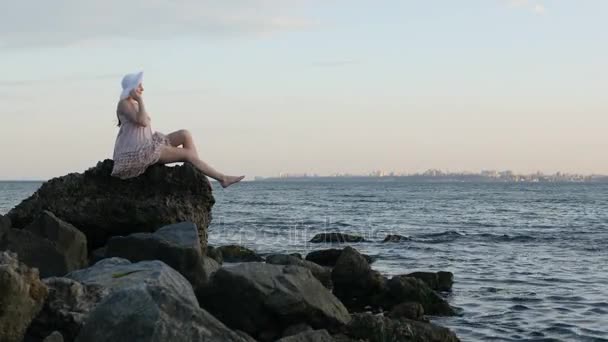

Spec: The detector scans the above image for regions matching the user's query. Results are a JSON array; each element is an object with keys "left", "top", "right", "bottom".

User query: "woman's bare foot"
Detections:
[{"left": 220, "top": 175, "right": 245, "bottom": 188}]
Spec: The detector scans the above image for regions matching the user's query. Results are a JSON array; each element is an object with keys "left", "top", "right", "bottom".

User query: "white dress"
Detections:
[{"left": 111, "top": 103, "right": 170, "bottom": 179}]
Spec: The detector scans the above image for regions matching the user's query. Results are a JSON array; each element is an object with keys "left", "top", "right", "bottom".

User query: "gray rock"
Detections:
[
  {"left": 407, "top": 271, "right": 454, "bottom": 292},
  {"left": 26, "top": 277, "right": 107, "bottom": 341},
  {"left": 346, "top": 313, "right": 460, "bottom": 342},
  {"left": 309, "top": 233, "right": 366, "bottom": 243},
  {"left": 281, "top": 323, "right": 313, "bottom": 337},
  {"left": 200, "top": 262, "right": 350, "bottom": 341},
  {"left": 0, "top": 214, "right": 10, "bottom": 239},
  {"left": 0, "top": 229, "right": 71, "bottom": 278},
  {"left": 65, "top": 258, "right": 252, "bottom": 342},
  {"left": 42, "top": 331, "right": 64, "bottom": 342},
  {"left": 382, "top": 234, "right": 411, "bottom": 242},
  {"left": 388, "top": 302, "right": 426, "bottom": 322},
  {"left": 386, "top": 276, "right": 455, "bottom": 316},
  {"left": 89, "top": 247, "right": 107, "bottom": 265},
  {"left": 331, "top": 246, "right": 387, "bottom": 311},
  {"left": 207, "top": 245, "right": 223, "bottom": 264},
  {"left": 266, "top": 253, "right": 332, "bottom": 289},
  {"left": 0, "top": 251, "right": 48, "bottom": 342},
  {"left": 104, "top": 222, "right": 219, "bottom": 296},
  {"left": 305, "top": 248, "right": 374, "bottom": 267},
  {"left": 276, "top": 329, "right": 334, "bottom": 342},
  {"left": 25, "top": 211, "right": 88, "bottom": 272},
  {"left": 7, "top": 160, "right": 214, "bottom": 253},
  {"left": 217, "top": 244, "right": 263, "bottom": 262}
]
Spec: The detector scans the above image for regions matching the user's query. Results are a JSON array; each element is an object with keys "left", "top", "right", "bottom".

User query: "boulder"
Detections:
[
  {"left": 387, "top": 302, "right": 426, "bottom": 322},
  {"left": 385, "top": 276, "right": 455, "bottom": 316},
  {"left": 200, "top": 262, "right": 350, "bottom": 341},
  {"left": 0, "top": 251, "right": 48, "bottom": 342},
  {"left": 382, "top": 234, "right": 411, "bottom": 242},
  {"left": 25, "top": 277, "right": 107, "bottom": 342},
  {"left": 25, "top": 211, "right": 88, "bottom": 273},
  {"left": 346, "top": 313, "right": 460, "bottom": 342},
  {"left": 89, "top": 247, "right": 107, "bottom": 265},
  {"left": 281, "top": 323, "right": 313, "bottom": 337},
  {"left": 266, "top": 253, "right": 332, "bottom": 289},
  {"left": 408, "top": 271, "right": 454, "bottom": 292},
  {"left": 276, "top": 329, "right": 334, "bottom": 342},
  {"left": 309, "top": 233, "right": 366, "bottom": 243},
  {"left": 0, "top": 214, "right": 10, "bottom": 238},
  {"left": 331, "top": 246, "right": 387, "bottom": 311},
  {"left": 65, "top": 258, "right": 253, "bottom": 342},
  {"left": 6, "top": 160, "right": 214, "bottom": 252},
  {"left": 217, "top": 245, "right": 263, "bottom": 262},
  {"left": 305, "top": 248, "right": 374, "bottom": 267},
  {"left": 1, "top": 211, "right": 88, "bottom": 277},
  {"left": 42, "top": 331, "right": 64, "bottom": 342},
  {"left": 207, "top": 245, "right": 223, "bottom": 264},
  {"left": 104, "top": 222, "right": 219, "bottom": 296}
]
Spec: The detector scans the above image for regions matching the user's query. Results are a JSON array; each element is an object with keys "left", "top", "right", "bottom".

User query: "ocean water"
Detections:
[{"left": 1, "top": 180, "right": 607, "bottom": 341}]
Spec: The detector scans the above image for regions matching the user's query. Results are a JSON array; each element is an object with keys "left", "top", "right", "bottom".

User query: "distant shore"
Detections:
[{"left": 254, "top": 175, "right": 608, "bottom": 183}]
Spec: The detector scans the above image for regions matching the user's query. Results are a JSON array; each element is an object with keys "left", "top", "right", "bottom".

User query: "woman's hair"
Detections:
[{"left": 117, "top": 113, "right": 121, "bottom": 127}]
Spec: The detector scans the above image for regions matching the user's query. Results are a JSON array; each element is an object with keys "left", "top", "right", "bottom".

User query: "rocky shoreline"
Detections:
[{"left": 0, "top": 160, "right": 460, "bottom": 342}]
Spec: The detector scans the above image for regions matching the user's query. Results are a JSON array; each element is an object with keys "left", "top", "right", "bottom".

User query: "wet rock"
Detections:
[
  {"left": 217, "top": 245, "right": 263, "bottom": 262},
  {"left": 331, "top": 246, "right": 387, "bottom": 311},
  {"left": 0, "top": 214, "right": 10, "bottom": 238},
  {"left": 6, "top": 160, "right": 214, "bottom": 252},
  {"left": 207, "top": 245, "right": 223, "bottom": 264},
  {"left": 200, "top": 262, "right": 350, "bottom": 341},
  {"left": 346, "top": 313, "right": 460, "bottom": 342},
  {"left": 382, "top": 234, "right": 411, "bottom": 242},
  {"left": 0, "top": 251, "right": 48, "bottom": 342},
  {"left": 309, "top": 233, "right": 366, "bottom": 243},
  {"left": 26, "top": 277, "right": 107, "bottom": 342},
  {"left": 388, "top": 302, "right": 427, "bottom": 322},
  {"left": 0, "top": 211, "right": 88, "bottom": 278},
  {"left": 305, "top": 248, "right": 374, "bottom": 267},
  {"left": 386, "top": 276, "right": 455, "bottom": 316},
  {"left": 104, "top": 222, "right": 219, "bottom": 296},
  {"left": 266, "top": 253, "right": 332, "bottom": 289},
  {"left": 290, "top": 253, "right": 303, "bottom": 259},
  {"left": 276, "top": 329, "right": 334, "bottom": 342},
  {"left": 407, "top": 271, "right": 454, "bottom": 292},
  {"left": 66, "top": 258, "right": 252, "bottom": 342}
]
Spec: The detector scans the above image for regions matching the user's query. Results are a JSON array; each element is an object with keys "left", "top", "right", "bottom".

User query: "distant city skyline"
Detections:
[{"left": 1, "top": 1, "right": 607, "bottom": 180}]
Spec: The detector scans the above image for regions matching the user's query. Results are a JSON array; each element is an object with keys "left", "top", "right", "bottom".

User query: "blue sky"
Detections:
[{"left": 1, "top": 1, "right": 607, "bottom": 179}]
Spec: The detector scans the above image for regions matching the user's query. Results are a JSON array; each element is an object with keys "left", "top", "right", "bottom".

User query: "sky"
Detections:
[{"left": 1, "top": 0, "right": 607, "bottom": 180}]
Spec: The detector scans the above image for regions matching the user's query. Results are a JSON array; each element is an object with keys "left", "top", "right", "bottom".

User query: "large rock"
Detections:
[
  {"left": 382, "top": 234, "right": 411, "bottom": 242},
  {"left": 0, "top": 211, "right": 88, "bottom": 278},
  {"left": 385, "top": 276, "right": 456, "bottom": 316},
  {"left": 217, "top": 245, "right": 263, "bottom": 262},
  {"left": 65, "top": 258, "right": 253, "bottom": 342},
  {"left": 305, "top": 248, "right": 374, "bottom": 267},
  {"left": 0, "top": 214, "right": 10, "bottom": 239},
  {"left": 26, "top": 277, "right": 107, "bottom": 342},
  {"left": 104, "top": 222, "right": 219, "bottom": 296},
  {"left": 388, "top": 302, "right": 426, "bottom": 322},
  {"left": 408, "top": 271, "right": 454, "bottom": 292},
  {"left": 346, "top": 313, "right": 460, "bottom": 342},
  {"left": 309, "top": 233, "right": 366, "bottom": 243},
  {"left": 276, "top": 329, "right": 334, "bottom": 342},
  {"left": 200, "top": 262, "right": 351, "bottom": 341},
  {"left": 331, "top": 246, "right": 387, "bottom": 311},
  {"left": 266, "top": 253, "right": 332, "bottom": 289},
  {"left": 0, "top": 251, "right": 48, "bottom": 342},
  {"left": 6, "top": 160, "right": 214, "bottom": 252}
]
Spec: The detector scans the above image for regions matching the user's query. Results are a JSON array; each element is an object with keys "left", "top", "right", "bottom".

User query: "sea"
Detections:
[{"left": 1, "top": 180, "right": 607, "bottom": 342}]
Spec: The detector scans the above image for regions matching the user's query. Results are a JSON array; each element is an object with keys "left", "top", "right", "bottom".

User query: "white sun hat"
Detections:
[{"left": 119, "top": 71, "right": 144, "bottom": 100}]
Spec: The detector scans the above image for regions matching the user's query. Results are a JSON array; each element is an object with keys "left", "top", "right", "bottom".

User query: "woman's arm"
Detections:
[{"left": 118, "top": 98, "right": 151, "bottom": 127}]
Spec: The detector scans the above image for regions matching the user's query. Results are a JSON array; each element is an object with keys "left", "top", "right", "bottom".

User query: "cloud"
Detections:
[{"left": 0, "top": 1, "right": 317, "bottom": 48}]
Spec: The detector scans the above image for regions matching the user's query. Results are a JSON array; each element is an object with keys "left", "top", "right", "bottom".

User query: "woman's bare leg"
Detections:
[
  {"left": 158, "top": 144, "right": 244, "bottom": 188},
  {"left": 167, "top": 129, "right": 198, "bottom": 156}
]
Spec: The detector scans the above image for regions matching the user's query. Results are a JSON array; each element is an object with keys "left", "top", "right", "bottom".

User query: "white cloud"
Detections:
[{"left": 0, "top": 0, "right": 317, "bottom": 48}]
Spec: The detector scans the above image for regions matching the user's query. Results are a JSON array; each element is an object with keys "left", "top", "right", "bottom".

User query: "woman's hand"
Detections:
[{"left": 129, "top": 89, "right": 143, "bottom": 103}]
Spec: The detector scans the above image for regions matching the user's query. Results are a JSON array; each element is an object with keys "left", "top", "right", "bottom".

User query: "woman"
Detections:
[{"left": 111, "top": 71, "right": 244, "bottom": 188}]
